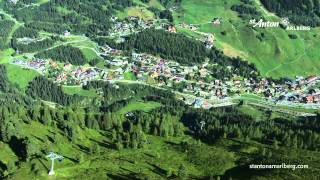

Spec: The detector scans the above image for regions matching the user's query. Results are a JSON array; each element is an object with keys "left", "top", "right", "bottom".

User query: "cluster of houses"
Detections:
[
  {"left": 108, "top": 16, "right": 156, "bottom": 42},
  {"left": 177, "top": 17, "right": 221, "bottom": 31},
  {"left": 139, "top": 57, "right": 318, "bottom": 106},
  {"left": 100, "top": 45, "right": 320, "bottom": 106},
  {"left": 12, "top": 43, "right": 320, "bottom": 108},
  {"left": 12, "top": 58, "right": 47, "bottom": 73},
  {"left": 277, "top": 76, "right": 320, "bottom": 104},
  {"left": 100, "top": 45, "right": 122, "bottom": 57},
  {"left": 47, "top": 61, "right": 102, "bottom": 85},
  {"left": 178, "top": 23, "right": 199, "bottom": 31}
]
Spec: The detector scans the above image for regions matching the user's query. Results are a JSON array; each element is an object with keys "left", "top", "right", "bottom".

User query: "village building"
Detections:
[
  {"left": 306, "top": 75, "right": 318, "bottom": 84},
  {"left": 9, "top": 0, "right": 19, "bottom": 4},
  {"left": 189, "top": 24, "right": 198, "bottom": 31},
  {"left": 64, "top": 30, "right": 71, "bottom": 37},
  {"left": 304, "top": 95, "right": 314, "bottom": 103},
  {"left": 167, "top": 25, "right": 176, "bottom": 33},
  {"left": 212, "top": 17, "right": 221, "bottom": 25}
]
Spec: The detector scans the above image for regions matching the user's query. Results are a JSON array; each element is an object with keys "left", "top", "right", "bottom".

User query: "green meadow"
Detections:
[
  {"left": 6, "top": 64, "right": 40, "bottom": 91},
  {"left": 116, "top": 101, "right": 162, "bottom": 114},
  {"left": 6, "top": 120, "right": 237, "bottom": 180},
  {"left": 62, "top": 86, "right": 99, "bottom": 98},
  {"left": 0, "top": 48, "right": 14, "bottom": 64},
  {"left": 117, "top": 7, "right": 155, "bottom": 21}
]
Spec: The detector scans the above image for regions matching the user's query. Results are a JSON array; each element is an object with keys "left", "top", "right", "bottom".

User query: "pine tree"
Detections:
[
  {"left": 178, "top": 164, "right": 186, "bottom": 179},
  {"left": 273, "top": 139, "right": 279, "bottom": 150}
]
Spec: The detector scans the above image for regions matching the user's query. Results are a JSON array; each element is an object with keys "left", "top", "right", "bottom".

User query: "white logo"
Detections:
[
  {"left": 280, "top": 17, "right": 290, "bottom": 26},
  {"left": 249, "top": 19, "right": 279, "bottom": 28},
  {"left": 249, "top": 17, "right": 311, "bottom": 31}
]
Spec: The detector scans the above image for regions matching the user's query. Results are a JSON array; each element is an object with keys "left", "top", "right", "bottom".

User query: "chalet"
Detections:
[
  {"left": 215, "top": 89, "right": 222, "bottom": 97},
  {"left": 189, "top": 24, "right": 198, "bottom": 31},
  {"left": 50, "top": 61, "right": 58, "bottom": 68},
  {"left": 110, "top": 16, "right": 118, "bottom": 22},
  {"left": 193, "top": 98, "right": 202, "bottom": 108},
  {"left": 167, "top": 25, "right": 176, "bottom": 33},
  {"left": 304, "top": 95, "right": 314, "bottom": 103},
  {"left": 212, "top": 18, "right": 221, "bottom": 25},
  {"left": 233, "top": 80, "right": 241, "bottom": 87},
  {"left": 298, "top": 79, "right": 306, "bottom": 85},
  {"left": 63, "top": 63, "right": 72, "bottom": 71},
  {"left": 306, "top": 76, "right": 318, "bottom": 84},
  {"left": 64, "top": 30, "right": 71, "bottom": 37},
  {"left": 205, "top": 41, "right": 213, "bottom": 49},
  {"left": 199, "top": 68, "right": 208, "bottom": 77},
  {"left": 313, "top": 94, "right": 320, "bottom": 103},
  {"left": 202, "top": 101, "right": 213, "bottom": 109},
  {"left": 214, "top": 79, "right": 221, "bottom": 86}
]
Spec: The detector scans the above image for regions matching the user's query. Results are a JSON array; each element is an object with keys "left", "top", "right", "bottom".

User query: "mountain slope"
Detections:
[{"left": 172, "top": 0, "right": 320, "bottom": 78}]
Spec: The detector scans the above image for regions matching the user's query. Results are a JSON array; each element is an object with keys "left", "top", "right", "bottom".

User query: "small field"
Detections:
[
  {"left": 6, "top": 64, "right": 39, "bottom": 90},
  {"left": 0, "top": 48, "right": 14, "bottom": 64},
  {"left": 117, "top": 6, "right": 155, "bottom": 21},
  {"left": 65, "top": 35, "right": 103, "bottom": 63},
  {"left": 80, "top": 48, "right": 102, "bottom": 62},
  {"left": 117, "top": 101, "right": 162, "bottom": 114},
  {"left": 123, "top": 72, "right": 137, "bottom": 80},
  {"left": 62, "top": 86, "right": 99, "bottom": 98}
]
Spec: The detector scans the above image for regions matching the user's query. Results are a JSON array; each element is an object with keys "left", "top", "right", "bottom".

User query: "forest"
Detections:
[
  {"left": 1, "top": 0, "right": 134, "bottom": 37},
  {"left": 231, "top": 2, "right": 262, "bottom": 19},
  {"left": 11, "top": 38, "right": 56, "bottom": 53},
  {"left": 260, "top": 0, "right": 320, "bottom": 26},
  {"left": 26, "top": 76, "right": 79, "bottom": 106},
  {"left": 0, "top": 19, "right": 14, "bottom": 49},
  {"left": 35, "top": 45, "right": 86, "bottom": 65},
  {"left": 182, "top": 108, "right": 320, "bottom": 150},
  {"left": 115, "top": 29, "right": 208, "bottom": 65}
]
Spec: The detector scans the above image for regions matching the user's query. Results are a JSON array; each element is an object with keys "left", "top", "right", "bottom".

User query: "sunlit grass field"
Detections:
[{"left": 173, "top": 0, "right": 320, "bottom": 78}]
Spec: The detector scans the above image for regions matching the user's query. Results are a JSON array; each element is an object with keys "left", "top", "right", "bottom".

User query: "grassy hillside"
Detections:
[
  {"left": 6, "top": 64, "right": 40, "bottom": 91},
  {"left": 3, "top": 120, "right": 237, "bottom": 179},
  {"left": 5, "top": 118, "right": 320, "bottom": 179},
  {"left": 172, "top": 0, "right": 320, "bottom": 78}
]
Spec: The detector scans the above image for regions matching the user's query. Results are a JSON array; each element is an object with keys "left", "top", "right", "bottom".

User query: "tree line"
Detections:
[
  {"left": 35, "top": 45, "right": 87, "bottom": 65},
  {"left": 231, "top": 2, "right": 262, "bottom": 19},
  {"left": 261, "top": 0, "right": 320, "bottom": 27},
  {"left": 114, "top": 29, "right": 208, "bottom": 65},
  {"left": 182, "top": 107, "right": 320, "bottom": 151},
  {"left": 2, "top": 0, "right": 134, "bottom": 38},
  {"left": 0, "top": 19, "right": 14, "bottom": 49},
  {"left": 26, "top": 76, "right": 80, "bottom": 106},
  {"left": 0, "top": 65, "right": 9, "bottom": 92}
]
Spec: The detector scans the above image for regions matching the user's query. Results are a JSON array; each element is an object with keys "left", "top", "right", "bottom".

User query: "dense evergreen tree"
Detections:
[
  {"left": 116, "top": 29, "right": 208, "bottom": 65},
  {"left": 0, "top": 65, "right": 9, "bottom": 92},
  {"left": 261, "top": 0, "right": 320, "bottom": 26},
  {"left": 35, "top": 45, "right": 86, "bottom": 65},
  {"left": 26, "top": 76, "right": 79, "bottom": 105},
  {"left": 0, "top": 20, "right": 15, "bottom": 49}
]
